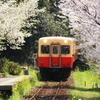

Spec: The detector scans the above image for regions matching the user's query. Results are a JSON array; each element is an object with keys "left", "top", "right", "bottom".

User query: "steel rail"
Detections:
[
  {"left": 28, "top": 81, "right": 62, "bottom": 100},
  {"left": 52, "top": 81, "right": 62, "bottom": 100},
  {"left": 28, "top": 85, "right": 44, "bottom": 100}
]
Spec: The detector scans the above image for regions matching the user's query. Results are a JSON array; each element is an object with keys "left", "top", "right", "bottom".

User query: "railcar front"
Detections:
[{"left": 38, "top": 36, "right": 77, "bottom": 80}]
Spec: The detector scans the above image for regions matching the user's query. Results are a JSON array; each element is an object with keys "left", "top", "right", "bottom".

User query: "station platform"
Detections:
[{"left": 0, "top": 75, "right": 33, "bottom": 90}]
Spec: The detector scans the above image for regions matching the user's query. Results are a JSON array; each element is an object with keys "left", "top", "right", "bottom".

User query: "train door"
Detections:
[{"left": 50, "top": 43, "right": 61, "bottom": 68}]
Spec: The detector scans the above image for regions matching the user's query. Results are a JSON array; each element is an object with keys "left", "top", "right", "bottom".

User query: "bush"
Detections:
[
  {"left": 8, "top": 62, "right": 21, "bottom": 75},
  {"left": 0, "top": 59, "right": 3, "bottom": 72},
  {"left": 1, "top": 58, "right": 21, "bottom": 75}
]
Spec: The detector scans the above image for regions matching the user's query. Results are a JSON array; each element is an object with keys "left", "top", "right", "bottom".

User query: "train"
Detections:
[{"left": 38, "top": 36, "right": 78, "bottom": 80}]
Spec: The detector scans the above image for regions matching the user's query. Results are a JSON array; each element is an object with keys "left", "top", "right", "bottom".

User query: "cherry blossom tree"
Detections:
[
  {"left": 58, "top": 0, "right": 100, "bottom": 64},
  {"left": 0, "top": 0, "right": 41, "bottom": 50}
]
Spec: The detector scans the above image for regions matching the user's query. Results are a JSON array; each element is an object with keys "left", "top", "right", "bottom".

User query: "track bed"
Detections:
[{"left": 22, "top": 72, "right": 74, "bottom": 100}]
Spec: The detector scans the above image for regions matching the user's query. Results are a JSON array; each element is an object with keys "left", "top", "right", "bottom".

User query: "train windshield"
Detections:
[
  {"left": 53, "top": 46, "right": 58, "bottom": 54},
  {"left": 41, "top": 45, "right": 49, "bottom": 54},
  {"left": 61, "top": 45, "right": 70, "bottom": 54}
]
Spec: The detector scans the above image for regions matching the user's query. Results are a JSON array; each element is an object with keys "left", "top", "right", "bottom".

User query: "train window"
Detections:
[
  {"left": 53, "top": 46, "right": 58, "bottom": 54},
  {"left": 61, "top": 45, "right": 70, "bottom": 54},
  {"left": 41, "top": 45, "right": 49, "bottom": 54}
]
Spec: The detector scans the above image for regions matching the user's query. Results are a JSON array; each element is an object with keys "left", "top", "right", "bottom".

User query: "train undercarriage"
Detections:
[{"left": 40, "top": 68, "right": 71, "bottom": 81}]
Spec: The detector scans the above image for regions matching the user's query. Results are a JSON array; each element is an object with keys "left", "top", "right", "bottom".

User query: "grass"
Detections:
[{"left": 69, "top": 70, "right": 100, "bottom": 100}]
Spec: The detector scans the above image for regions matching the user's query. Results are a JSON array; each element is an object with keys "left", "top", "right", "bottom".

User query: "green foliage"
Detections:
[
  {"left": 8, "top": 62, "right": 21, "bottom": 75},
  {"left": 25, "top": 11, "right": 71, "bottom": 37},
  {"left": 0, "top": 59, "right": 3, "bottom": 73},
  {"left": 1, "top": 58, "right": 21, "bottom": 76},
  {"left": 38, "top": 0, "right": 60, "bottom": 13},
  {"left": 69, "top": 70, "right": 100, "bottom": 100},
  {"left": 16, "top": 0, "right": 24, "bottom": 4},
  {"left": 37, "top": 0, "right": 71, "bottom": 35}
]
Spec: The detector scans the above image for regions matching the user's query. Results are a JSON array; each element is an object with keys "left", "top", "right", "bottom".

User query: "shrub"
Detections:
[
  {"left": 8, "top": 62, "right": 21, "bottom": 75},
  {"left": 0, "top": 59, "right": 3, "bottom": 72},
  {"left": 1, "top": 58, "right": 21, "bottom": 75}
]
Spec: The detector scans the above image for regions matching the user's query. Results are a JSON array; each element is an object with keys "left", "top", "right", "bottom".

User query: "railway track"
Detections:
[
  {"left": 22, "top": 72, "right": 74, "bottom": 100},
  {"left": 27, "top": 81, "right": 63, "bottom": 100}
]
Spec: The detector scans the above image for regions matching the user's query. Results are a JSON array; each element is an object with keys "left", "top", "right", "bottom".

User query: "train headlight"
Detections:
[
  {"left": 44, "top": 39, "right": 47, "bottom": 43},
  {"left": 64, "top": 40, "right": 67, "bottom": 43}
]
